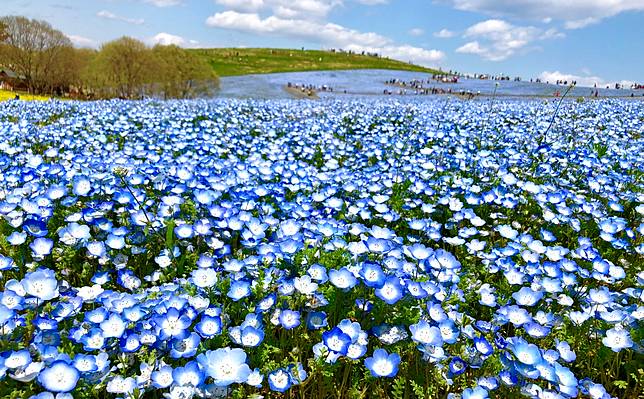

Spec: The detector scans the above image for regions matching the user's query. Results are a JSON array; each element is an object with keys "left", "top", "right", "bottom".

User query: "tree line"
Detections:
[{"left": 0, "top": 16, "right": 219, "bottom": 99}]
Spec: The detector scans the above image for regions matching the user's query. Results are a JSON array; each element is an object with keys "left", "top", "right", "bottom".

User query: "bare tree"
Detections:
[{"left": 0, "top": 16, "right": 73, "bottom": 93}]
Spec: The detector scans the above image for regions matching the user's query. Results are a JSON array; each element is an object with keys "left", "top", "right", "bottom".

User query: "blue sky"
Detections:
[{"left": 4, "top": 0, "right": 644, "bottom": 85}]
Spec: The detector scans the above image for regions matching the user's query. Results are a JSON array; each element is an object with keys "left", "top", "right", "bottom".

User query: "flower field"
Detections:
[{"left": 0, "top": 97, "right": 642, "bottom": 399}]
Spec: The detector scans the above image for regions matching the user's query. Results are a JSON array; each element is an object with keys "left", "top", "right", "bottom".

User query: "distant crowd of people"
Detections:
[
  {"left": 286, "top": 82, "right": 337, "bottom": 97},
  {"left": 386, "top": 76, "right": 458, "bottom": 88}
]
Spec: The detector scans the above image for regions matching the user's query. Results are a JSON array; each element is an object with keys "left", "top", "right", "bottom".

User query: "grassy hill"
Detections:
[{"left": 190, "top": 48, "right": 443, "bottom": 77}]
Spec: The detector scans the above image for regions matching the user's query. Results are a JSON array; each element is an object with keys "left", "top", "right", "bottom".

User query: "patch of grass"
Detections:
[
  {"left": 0, "top": 90, "right": 49, "bottom": 102},
  {"left": 189, "top": 48, "right": 443, "bottom": 77}
]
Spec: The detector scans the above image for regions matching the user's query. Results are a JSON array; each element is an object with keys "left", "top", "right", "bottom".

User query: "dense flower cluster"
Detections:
[{"left": 0, "top": 98, "right": 642, "bottom": 399}]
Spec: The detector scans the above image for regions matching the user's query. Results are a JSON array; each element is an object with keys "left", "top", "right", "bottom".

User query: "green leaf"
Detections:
[{"left": 165, "top": 219, "right": 175, "bottom": 250}]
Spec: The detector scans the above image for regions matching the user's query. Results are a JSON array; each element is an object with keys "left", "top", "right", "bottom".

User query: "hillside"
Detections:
[{"left": 189, "top": 48, "right": 443, "bottom": 77}]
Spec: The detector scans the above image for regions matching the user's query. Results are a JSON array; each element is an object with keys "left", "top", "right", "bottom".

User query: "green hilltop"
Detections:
[{"left": 189, "top": 48, "right": 443, "bottom": 77}]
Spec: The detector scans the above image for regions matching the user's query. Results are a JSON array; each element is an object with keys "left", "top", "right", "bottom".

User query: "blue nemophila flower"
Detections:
[
  {"left": 268, "top": 368, "right": 292, "bottom": 392},
  {"left": 365, "top": 348, "right": 400, "bottom": 378},
  {"left": 602, "top": 327, "right": 633, "bottom": 352},
  {"left": 23, "top": 218, "right": 48, "bottom": 237},
  {"left": 322, "top": 327, "right": 352, "bottom": 355},
  {"left": 556, "top": 341, "right": 576, "bottom": 362},
  {"left": 359, "top": 262, "right": 386, "bottom": 288},
  {"left": 228, "top": 280, "right": 251, "bottom": 301},
  {"left": 37, "top": 360, "right": 79, "bottom": 392},
  {"left": 474, "top": 336, "right": 494, "bottom": 356},
  {"left": 462, "top": 386, "right": 489, "bottom": 399},
  {"left": 156, "top": 308, "right": 192, "bottom": 340},
  {"left": 409, "top": 320, "right": 443, "bottom": 346},
  {"left": 72, "top": 354, "right": 97, "bottom": 374},
  {"left": 86, "top": 241, "right": 107, "bottom": 258},
  {"left": 120, "top": 333, "right": 141, "bottom": 353},
  {"left": 293, "top": 275, "right": 318, "bottom": 295},
  {"left": 197, "top": 347, "right": 251, "bottom": 386},
  {"left": 3, "top": 349, "right": 31, "bottom": 369},
  {"left": 240, "top": 326, "right": 264, "bottom": 347},
  {"left": 256, "top": 293, "right": 277, "bottom": 313},
  {"left": 307, "top": 264, "right": 328, "bottom": 283},
  {"left": 191, "top": 268, "right": 218, "bottom": 288},
  {"left": 328, "top": 267, "right": 358, "bottom": 290},
  {"left": 171, "top": 360, "right": 204, "bottom": 387},
  {"left": 512, "top": 286, "right": 544, "bottom": 307},
  {"left": 29, "top": 237, "right": 53, "bottom": 258},
  {"left": 279, "top": 309, "right": 301, "bottom": 330},
  {"left": 72, "top": 176, "right": 91, "bottom": 196},
  {"left": 407, "top": 243, "right": 433, "bottom": 260},
  {"left": 375, "top": 276, "right": 404, "bottom": 304},
  {"left": 246, "top": 368, "right": 264, "bottom": 388},
  {"left": 306, "top": 311, "right": 328, "bottom": 330},
  {"left": 511, "top": 339, "right": 543, "bottom": 365},
  {"left": 449, "top": 357, "right": 467, "bottom": 376},
  {"left": 279, "top": 219, "right": 301, "bottom": 237},
  {"left": 100, "top": 313, "right": 126, "bottom": 338},
  {"left": 195, "top": 314, "right": 222, "bottom": 338},
  {"left": 174, "top": 223, "right": 194, "bottom": 239},
  {"left": 22, "top": 268, "right": 59, "bottom": 301},
  {"left": 170, "top": 332, "right": 201, "bottom": 358},
  {"left": 287, "top": 362, "right": 307, "bottom": 385},
  {"left": 7, "top": 231, "right": 27, "bottom": 246}
]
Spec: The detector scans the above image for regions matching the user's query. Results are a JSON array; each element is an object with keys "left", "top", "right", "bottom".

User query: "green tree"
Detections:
[
  {"left": 151, "top": 44, "right": 219, "bottom": 99},
  {"left": 92, "top": 36, "right": 155, "bottom": 99}
]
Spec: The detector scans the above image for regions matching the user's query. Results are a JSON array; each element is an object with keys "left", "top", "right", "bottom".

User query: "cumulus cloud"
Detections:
[
  {"left": 144, "top": 0, "right": 183, "bottom": 6},
  {"left": 206, "top": 11, "right": 445, "bottom": 65},
  {"left": 148, "top": 32, "right": 201, "bottom": 48},
  {"left": 440, "top": 0, "right": 644, "bottom": 29},
  {"left": 433, "top": 28, "right": 455, "bottom": 38},
  {"left": 151, "top": 32, "right": 185, "bottom": 46},
  {"left": 67, "top": 34, "right": 97, "bottom": 48},
  {"left": 538, "top": 71, "right": 635, "bottom": 88},
  {"left": 456, "top": 19, "right": 563, "bottom": 61},
  {"left": 97, "top": 10, "right": 145, "bottom": 25}
]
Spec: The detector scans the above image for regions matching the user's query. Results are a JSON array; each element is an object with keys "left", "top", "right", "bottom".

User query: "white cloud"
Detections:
[
  {"left": 354, "top": 0, "right": 388, "bottom": 4},
  {"left": 456, "top": 41, "right": 485, "bottom": 55},
  {"left": 148, "top": 32, "right": 201, "bottom": 48},
  {"left": 433, "top": 28, "right": 455, "bottom": 38},
  {"left": 408, "top": 28, "right": 425, "bottom": 36},
  {"left": 97, "top": 10, "right": 145, "bottom": 25},
  {"left": 144, "top": 0, "right": 183, "bottom": 6},
  {"left": 206, "top": 11, "right": 445, "bottom": 65},
  {"left": 214, "top": 0, "right": 341, "bottom": 20},
  {"left": 563, "top": 17, "right": 600, "bottom": 29},
  {"left": 456, "top": 19, "right": 563, "bottom": 61},
  {"left": 150, "top": 32, "right": 186, "bottom": 46},
  {"left": 441, "top": 0, "right": 644, "bottom": 29},
  {"left": 538, "top": 70, "right": 635, "bottom": 88},
  {"left": 67, "top": 34, "right": 97, "bottom": 48},
  {"left": 350, "top": 44, "right": 444, "bottom": 65},
  {"left": 207, "top": 11, "right": 386, "bottom": 47}
]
